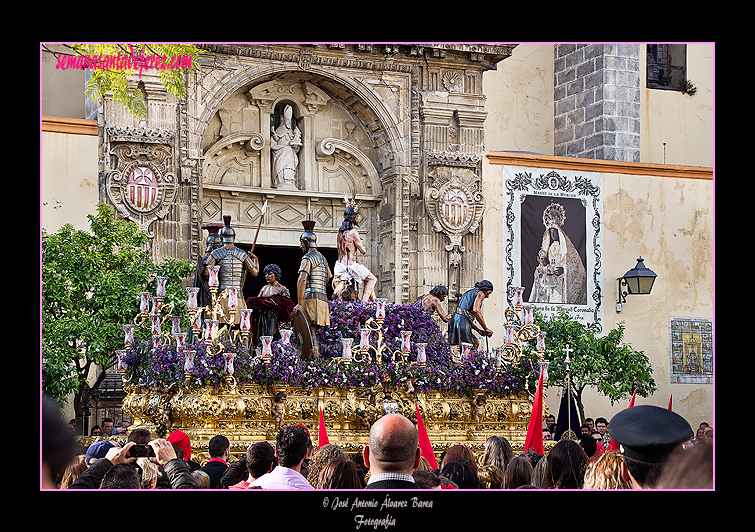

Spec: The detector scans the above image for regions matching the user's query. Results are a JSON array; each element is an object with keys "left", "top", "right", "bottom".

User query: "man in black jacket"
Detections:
[
  {"left": 363, "top": 413, "right": 421, "bottom": 489},
  {"left": 199, "top": 435, "right": 230, "bottom": 489},
  {"left": 69, "top": 439, "right": 196, "bottom": 489}
]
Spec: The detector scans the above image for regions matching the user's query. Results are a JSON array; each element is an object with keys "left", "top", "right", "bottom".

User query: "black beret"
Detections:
[{"left": 609, "top": 405, "right": 693, "bottom": 463}]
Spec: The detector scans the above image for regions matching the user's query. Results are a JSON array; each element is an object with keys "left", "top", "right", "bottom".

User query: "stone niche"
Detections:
[{"left": 102, "top": 44, "right": 516, "bottom": 304}]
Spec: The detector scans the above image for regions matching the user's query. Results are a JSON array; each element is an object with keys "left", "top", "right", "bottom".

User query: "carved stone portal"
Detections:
[{"left": 99, "top": 44, "right": 515, "bottom": 303}]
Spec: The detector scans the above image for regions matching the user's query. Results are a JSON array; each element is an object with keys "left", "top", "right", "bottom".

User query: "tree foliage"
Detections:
[
  {"left": 533, "top": 309, "right": 657, "bottom": 422},
  {"left": 56, "top": 44, "right": 203, "bottom": 119},
  {"left": 42, "top": 204, "right": 194, "bottom": 415}
]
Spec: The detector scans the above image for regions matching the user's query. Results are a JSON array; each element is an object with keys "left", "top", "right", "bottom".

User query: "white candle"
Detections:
[
  {"left": 342, "top": 337, "right": 354, "bottom": 360},
  {"left": 204, "top": 319, "right": 218, "bottom": 341},
  {"left": 536, "top": 331, "right": 547, "bottom": 352},
  {"left": 260, "top": 336, "right": 273, "bottom": 358},
  {"left": 359, "top": 328, "right": 371, "bottom": 350},
  {"left": 186, "top": 287, "right": 199, "bottom": 310},
  {"left": 150, "top": 313, "right": 161, "bottom": 335},
  {"left": 208, "top": 266, "right": 220, "bottom": 287},
  {"left": 239, "top": 309, "right": 253, "bottom": 332},
  {"left": 415, "top": 343, "right": 427, "bottom": 364},
  {"left": 227, "top": 287, "right": 239, "bottom": 309},
  {"left": 174, "top": 331, "right": 187, "bottom": 350},
  {"left": 184, "top": 349, "right": 196, "bottom": 374},
  {"left": 522, "top": 304, "right": 534, "bottom": 325},
  {"left": 139, "top": 292, "right": 151, "bottom": 313},
  {"left": 116, "top": 350, "right": 128, "bottom": 372},
  {"left": 171, "top": 316, "right": 182, "bottom": 335},
  {"left": 513, "top": 286, "right": 525, "bottom": 307},
  {"left": 156, "top": 276, "right": 168, "bottom": 298},
  {"left": 224, "top": 352, "right": 235, "bottom": 375},
  {"left": 401, "top": 330, "right": 412, "bottom": 353},
  {"left": 123, "top": 324, "right": 135, "bottom": 346},
  {"left": 461, "top": 342, "right": 472, "bottom": 359}
]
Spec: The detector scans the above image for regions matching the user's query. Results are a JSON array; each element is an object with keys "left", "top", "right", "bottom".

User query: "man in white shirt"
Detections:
[{"left": 249, "top": 424, "right": 314, "bottom": 490}]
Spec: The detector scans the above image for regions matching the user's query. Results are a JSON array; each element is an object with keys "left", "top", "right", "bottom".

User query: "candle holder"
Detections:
[
  {"left": 123, "top": 324, "right": 135, "bottom": 347},
  {"left": 341, "top": 337, "right": 354, "bottom": 364},
  {"left": 183, "top": 349, "right": 196, "bottom": 387},
  {"left": 461, "top": 342, "right": 473, "bottom": 360},
  {"left": 260, "top": 335, "right": 273, "bottom": 364},
  {"left": 415, "top": 343, "right": 427, "bottom": 366},
  {"left": 352, "top": 315, "right": 410, "bottom": 365},
  {"left": 239, "top": 308, "right": 253, "bottom": 347},
  {"left": 497, "top": 288, "right": 548, "bottom": 370},
  {"left": 222, "top": 351, "right": 237, "bottom": 390},
  {"left": 156, "top": 276, "right": 168, "bottom": 299},
  {"left": 204, "top": 319, "right": 219, "bottom": 342}
]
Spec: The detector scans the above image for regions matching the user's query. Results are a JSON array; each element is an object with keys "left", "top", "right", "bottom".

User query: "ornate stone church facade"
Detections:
[{"left": 100, "top": 44, "right": 516, "bottom": 304}]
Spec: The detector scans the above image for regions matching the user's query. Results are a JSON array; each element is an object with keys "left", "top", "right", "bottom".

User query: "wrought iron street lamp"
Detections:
[{"left": 617, "top": 257, "right": 657, "bottom": 312}]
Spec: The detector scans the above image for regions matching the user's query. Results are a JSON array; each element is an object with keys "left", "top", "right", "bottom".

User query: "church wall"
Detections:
[
  {"left": 482, "top": 42, "right": 714, "bottom": 169},
  {"left": 41, "top": 126, "right": 99, "bottom": 232},
  {"left": 484, "top": 151, "right": 713, "bottom": 430},
  {"left": 640, "top": 43, "right": 714, "bottom": 167}
]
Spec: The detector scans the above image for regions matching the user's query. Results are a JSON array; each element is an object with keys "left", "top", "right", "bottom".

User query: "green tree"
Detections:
[
  {"left": 48, "top": 43, "right": 203, "bottom": 119},
  {"left": 42, "top": 204, "right": 194, "bottom": 431},
  {"left": 533, "top": 310, "right": 657, "bottom": 423}
]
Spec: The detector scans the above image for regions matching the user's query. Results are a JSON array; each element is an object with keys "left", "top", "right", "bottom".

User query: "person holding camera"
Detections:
[{"left": 68, "top": 439, "right": 197, "bottom": 489}]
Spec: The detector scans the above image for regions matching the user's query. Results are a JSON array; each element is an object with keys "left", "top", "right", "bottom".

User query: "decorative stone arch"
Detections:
[{"left": 195, "top": 64, "right": 409, "bottom": 183}]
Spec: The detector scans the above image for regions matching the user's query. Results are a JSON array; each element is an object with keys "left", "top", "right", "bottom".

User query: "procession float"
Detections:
[{"left": 116, "top": 219, "right": 554, "bottom": 465}]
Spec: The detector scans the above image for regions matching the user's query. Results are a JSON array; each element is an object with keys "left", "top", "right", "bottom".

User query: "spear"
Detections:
[{"left": 251, "top": 200, "right": 268, "bottom": 255}]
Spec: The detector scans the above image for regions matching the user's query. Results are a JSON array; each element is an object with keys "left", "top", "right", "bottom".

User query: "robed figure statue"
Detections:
[{"left": 246, "top": 263, "right": 294, "bottom": 346}]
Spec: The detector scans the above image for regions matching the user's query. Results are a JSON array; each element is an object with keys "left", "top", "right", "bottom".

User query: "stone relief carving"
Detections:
[
  {"left": 270, "top": 104, "right": 301, "bottom": 189},
  {"left": 425, "top": 165, "right": 485, "bottom": 252},
  {"left": 104, "top": 125, "right": 178, "bottom": 237}
]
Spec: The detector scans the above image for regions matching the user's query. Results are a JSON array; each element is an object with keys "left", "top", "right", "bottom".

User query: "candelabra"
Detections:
[
  {"left": 185, "top": 266, "right": 252, "bottom": 349},
  {"left": 499, "top": 286, "right": 547, "bottom": 364},
  {"left": 338, "top": 298, "right": 423, "bottom": 367}
]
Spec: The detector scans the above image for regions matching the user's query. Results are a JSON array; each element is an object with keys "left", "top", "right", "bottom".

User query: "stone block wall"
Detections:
[{"left": 554, "top": 44, "right": 640, "bottom": 162}]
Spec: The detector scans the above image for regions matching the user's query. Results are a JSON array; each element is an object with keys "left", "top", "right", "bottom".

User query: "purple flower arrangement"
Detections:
[{"left": 119, "top": 302, "right": 539, "bottom": 397}]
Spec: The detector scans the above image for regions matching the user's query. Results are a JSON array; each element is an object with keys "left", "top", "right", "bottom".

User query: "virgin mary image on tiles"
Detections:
[{"left": 522, "top": 197, "right": 587, "bottom": 306}]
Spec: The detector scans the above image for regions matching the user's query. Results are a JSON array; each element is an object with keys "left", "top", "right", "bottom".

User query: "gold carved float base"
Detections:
[{"left": 122, "top": 382, "right": 553, "bottom": 465}]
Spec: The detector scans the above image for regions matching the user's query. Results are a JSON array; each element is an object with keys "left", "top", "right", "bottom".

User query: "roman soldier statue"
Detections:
[
  {"left": 204, "top": 215, "right": 259, "bottom": 325},
  {"left": 294, "top": 220, "right": 332, "bottom": 359}
]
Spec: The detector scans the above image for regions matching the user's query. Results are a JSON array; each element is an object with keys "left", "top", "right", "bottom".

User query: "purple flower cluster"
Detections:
[{"left": 119, "top": 302, "right": 540, "bottom": 397}]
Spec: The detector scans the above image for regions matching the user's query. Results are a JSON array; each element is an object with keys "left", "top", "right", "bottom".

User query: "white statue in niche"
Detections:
[{"left": 270, "top": 104, "right": 302, "bottom": 188}]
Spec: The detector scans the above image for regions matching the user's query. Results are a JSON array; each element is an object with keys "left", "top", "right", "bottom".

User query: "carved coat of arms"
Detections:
[
  {"left": 425, "top": 166, "right": 484, "bottom": 251},
  {"left": 104, "top": 126, "right": 178, "bottom": 236}
]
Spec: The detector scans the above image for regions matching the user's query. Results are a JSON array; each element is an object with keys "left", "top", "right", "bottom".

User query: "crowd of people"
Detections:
[{"left": 43, "top": 397, "right": 713, "bottom": 490}]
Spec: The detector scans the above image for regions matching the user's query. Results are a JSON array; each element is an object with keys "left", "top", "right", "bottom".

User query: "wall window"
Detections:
[{"left": 646, "top": 44, "right": 688, "bottom": 91}]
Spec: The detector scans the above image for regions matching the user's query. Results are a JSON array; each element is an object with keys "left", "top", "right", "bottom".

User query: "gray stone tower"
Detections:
[{"left": 554, "top": 44, "right": 640, "bottom": 162}]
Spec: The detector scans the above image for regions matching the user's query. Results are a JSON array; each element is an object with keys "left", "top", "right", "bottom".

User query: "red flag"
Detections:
[
  {"left": 668, "top": 395, "right": 673, "bottom": 410},
  {"left": 605, "top": 389, "right": 637, "bottom": 453},
  {"left": 523, "top": 367, "right": 544, "bottom": 455},
  {"left": 415, "top": 403, "right": 438, "bottom": 469},
  {"left": 318, "top": 408, "right": 329, "bottom": 447}
]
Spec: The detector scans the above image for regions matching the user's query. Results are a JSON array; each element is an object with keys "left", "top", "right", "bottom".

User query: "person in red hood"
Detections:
[{"left": 167, "top": 430, "right": 202, "bottom": 472}]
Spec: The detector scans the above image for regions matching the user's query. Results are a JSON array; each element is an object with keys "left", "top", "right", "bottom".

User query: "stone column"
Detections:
[{"left": 554, "top": 43, "right": 640, "bottom": 162}]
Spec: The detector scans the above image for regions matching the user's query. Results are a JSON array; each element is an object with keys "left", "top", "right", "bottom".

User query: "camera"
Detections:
[{"left": 128, "top": 444, "right": 155, "bottom": 458}]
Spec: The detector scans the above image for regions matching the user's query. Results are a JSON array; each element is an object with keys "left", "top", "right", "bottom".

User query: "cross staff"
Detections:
[{"left": 562, "top": 343, "right": 576, "bottom": 441}]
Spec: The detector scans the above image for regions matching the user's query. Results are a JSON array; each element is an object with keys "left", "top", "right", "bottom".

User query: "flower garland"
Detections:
[{"left": 119, "top": 301, "right": 540, "bottom": 396}]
